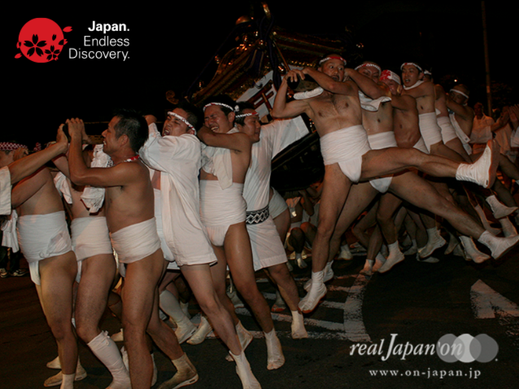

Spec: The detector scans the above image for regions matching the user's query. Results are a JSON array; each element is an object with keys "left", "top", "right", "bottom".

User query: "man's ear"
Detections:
[{"left": 228, "top": 111, "right": 236, "bottom": 125}]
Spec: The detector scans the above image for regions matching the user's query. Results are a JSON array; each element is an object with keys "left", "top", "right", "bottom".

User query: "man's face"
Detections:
[
  {"left": 319, "top": 58, "right": 345, "bottom": 82},
  {"left": 380, "top": 78, "right": 400, "bottom": 96},
  {"left": 474, "top": 104, "right": 483, "bottom": 118},
  {"left": 401, "top": 65, "right": 423, "bottom": 87},
  {"left": 204, "top": 105, "right": 234, "bottom": 133},
  {"left": 163, "top": 108, "right": 194, "bottom": 137},
  {"left": 450, "top": 88, "right": 468, "bottom": 106},
  {"left": 101, "top": 116, "right": 122, "bottom": 155},
  {"left": 236, "top": 109, "right": 261, "bottom": 143},
  {"left": 358, "top": 64, "right": 380, "bottom": 82}
]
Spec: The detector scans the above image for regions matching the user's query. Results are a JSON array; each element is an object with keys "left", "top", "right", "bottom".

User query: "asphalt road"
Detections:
[{"left": 1, "top": 233, "right": 519, "bottom": 389}]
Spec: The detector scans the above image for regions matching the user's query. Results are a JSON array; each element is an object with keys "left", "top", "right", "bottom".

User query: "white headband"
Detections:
[
  {"left": 167, "top": 111, "right": 196, "bottom": 132},
  {"left": 235, "top": 111, "right": 259, "bottom": 119},
  {"left": 379, "top": 70, "right": 401, "bottom": 85},
  {"left": 319, "top": 55, "right": 347, "bottom": 66},
  {"left": 203, "top": 102, "right": 236, "bottom": 112},
  {"left": 355, "top": 62, "right": 381, "bottom": 74},
  {"left": 450, "top": 88, "right": 469, "bottom": 100},
  {"left": 400, "top": 62, "right": 423, "bottom": 72}
]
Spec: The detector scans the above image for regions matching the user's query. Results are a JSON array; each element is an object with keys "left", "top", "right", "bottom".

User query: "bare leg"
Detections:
[
  {"left": 38, "top": 251, "right": 78, "bottom": 375},
  {"left": 181, "top": 264, "right": 241, "bottom": 354}
]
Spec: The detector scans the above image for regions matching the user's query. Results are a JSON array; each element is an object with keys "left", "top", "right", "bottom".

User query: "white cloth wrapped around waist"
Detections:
[
  {"left": 418, "top": 112, "right": 443, "bottom": 151},
  {"left": 320, "top": 125, "right": 371, "bottom": 165},
  {"left": 200, "top": 180, "right": 246, "bottom": 227},
  {"left": 110, "top": 218, "right": 161, "bottom": 264},
  {"left": 319, "top": 125, "right": 371, "bottom": 183},
  {"left": 71, "top": 216, "right": 113, "bottom": 261},
  {"left": 0, "top": 166, "right": 11, "bottom": 216},
  {"left": 367, "top": 131, "right": 398, "bottom": 150},
  {"left": 17, "top": 211, "right": 72, "bottom": 262},
  {"left": 437, "top": 115, "right": 459, "bottom": 144},
  {"left": 1, "top": 209, "right": 19, "bottom": 252},
  {"left": 200, "top": 180, "right": 246, "bottom": 247}
]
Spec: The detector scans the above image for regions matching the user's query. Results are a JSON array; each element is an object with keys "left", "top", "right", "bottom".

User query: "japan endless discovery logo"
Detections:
[{"left": 15, "top": 18, "right": 130, "bottom": 63}]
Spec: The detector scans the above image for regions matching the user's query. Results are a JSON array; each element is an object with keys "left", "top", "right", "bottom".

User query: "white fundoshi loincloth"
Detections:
[
  {"left": 199, "top": 180, "right": 246, "bottom": 247},
  {"left": 367, "top": 132, "right": 396, "bottom": 193},
  {"left": 17, "top": 211, "right": 73, "bottom": 285},
  {"left": 319, "top": 125, "right": 371, "bottom": 183},
  {"left": 413, "top": 137, "right": 429, "bottom": 154},
  {"left": 437, "top": 115, "right": 459, "bottom": 144},
  {"left": 418, "top": 112, "right": 443, "bottom": 151},
  {"left": 110, "top": 218, "right": 161, "bottom": 265},
  {"left": 71, "top": 216, "right": 113, "bottom": 282}
]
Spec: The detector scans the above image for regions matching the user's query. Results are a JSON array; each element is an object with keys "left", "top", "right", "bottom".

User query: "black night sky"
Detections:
[{"left": 6, "top": 1, "right": 518, "bottom": 147}]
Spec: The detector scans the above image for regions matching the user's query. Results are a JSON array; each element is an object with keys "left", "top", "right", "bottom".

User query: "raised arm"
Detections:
[
  {"left": 345, "top": 68, "right": 386, "bottom": 99},
  {"left": 8, "top": 130, "right": 68, "bottom": 185},
  {"left": 197, "top": 126, "right": 251, "bottom": 154},
  {"left": 271, "top": 70, "right": 311, "bottom": 119}
]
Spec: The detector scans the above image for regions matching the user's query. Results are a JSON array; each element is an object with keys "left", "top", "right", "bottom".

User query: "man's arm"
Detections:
[
  {"left": 8, "top": 130, "right": 68, "bottom": 185},
  {"left": 345, "top": 68, "right": 385, "bottom": 99},
  {"left": 197, "top": 126, "right": 251, "bottom": 153},
  {"left": 271, "top": 70, "right": 311, "bottom": 119},
  {"left": 67, "top": 118, "right": 135, "bottom": 188},
  {"left": 445, "top": 94, "right": 474, "bottom": 122}
]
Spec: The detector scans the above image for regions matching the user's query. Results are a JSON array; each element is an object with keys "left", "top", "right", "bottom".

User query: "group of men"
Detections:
[{"left": 2, "top": 52, "right": 519, "bottom": 389}]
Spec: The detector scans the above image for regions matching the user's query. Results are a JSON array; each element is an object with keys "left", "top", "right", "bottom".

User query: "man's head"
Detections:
[
  {"left": 449, "top": 84, "right": 470, "bottom": 106},
  {"left": 379, "top": 70, "right": 402, "bottom": 95},
  {"left": 163, "top": 100, "right": 200, "bottom": 137},
  {"left": 400, "top": 62, "right": 424, "bottom": 88},
  {"left": 0, "top": 141, "right": 28, "bottom": 168},
  {"left": 235, "top": 102, "right": 261, "bottom": 143},
  {"left": 474, "top": 102, "right": 484, "bottom": 118},
  {"left": 102, "top": 109, "right": 148, "bottom": 155},
  {"left": 317, "top": 53, "right": 347, "bottom": 82},
  {"left": 355, "top": 61, "right": 381, "bottom": 82},
  {"left": 202, "top": 95, "right": 237, "bottom": 133}
]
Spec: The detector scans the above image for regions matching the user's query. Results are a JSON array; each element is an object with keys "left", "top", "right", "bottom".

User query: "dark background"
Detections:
[{"left": 6, "top": 1, "right": 518, "bottom": 147}]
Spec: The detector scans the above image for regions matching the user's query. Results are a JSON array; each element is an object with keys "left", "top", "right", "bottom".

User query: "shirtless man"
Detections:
[
  {"left": 344, "top": 67, "right": 519, "bottom": 272},
  {"left": 10, "top": 132, "right": 78, "bottom": 389},
  {"left": 53, "top": 144, "right": 130, "bottom": 388},
  {"left": 272, "top": 54, "right": 506, "bottom": 313},
  {"left": 139, "top": 102, "right": 261, "bottom": 388},
  {"left": 67, "top": 110, "right": 197, "bottom": 389},
  {"left": 401, "top": 61, "right": 467, "bottom": 162},
  {"left": 1, "top": 137, "right": 68, "bottom": 215}
]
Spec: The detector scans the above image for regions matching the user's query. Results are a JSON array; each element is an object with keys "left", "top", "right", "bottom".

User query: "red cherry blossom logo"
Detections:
[{"left": 15, "top": 18, "right": 72, "bottom": 63}]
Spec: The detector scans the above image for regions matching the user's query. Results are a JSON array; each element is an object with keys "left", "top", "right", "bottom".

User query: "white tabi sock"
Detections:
[{"left": 87, "top": 331, "right": 131, "bottom": 389}]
